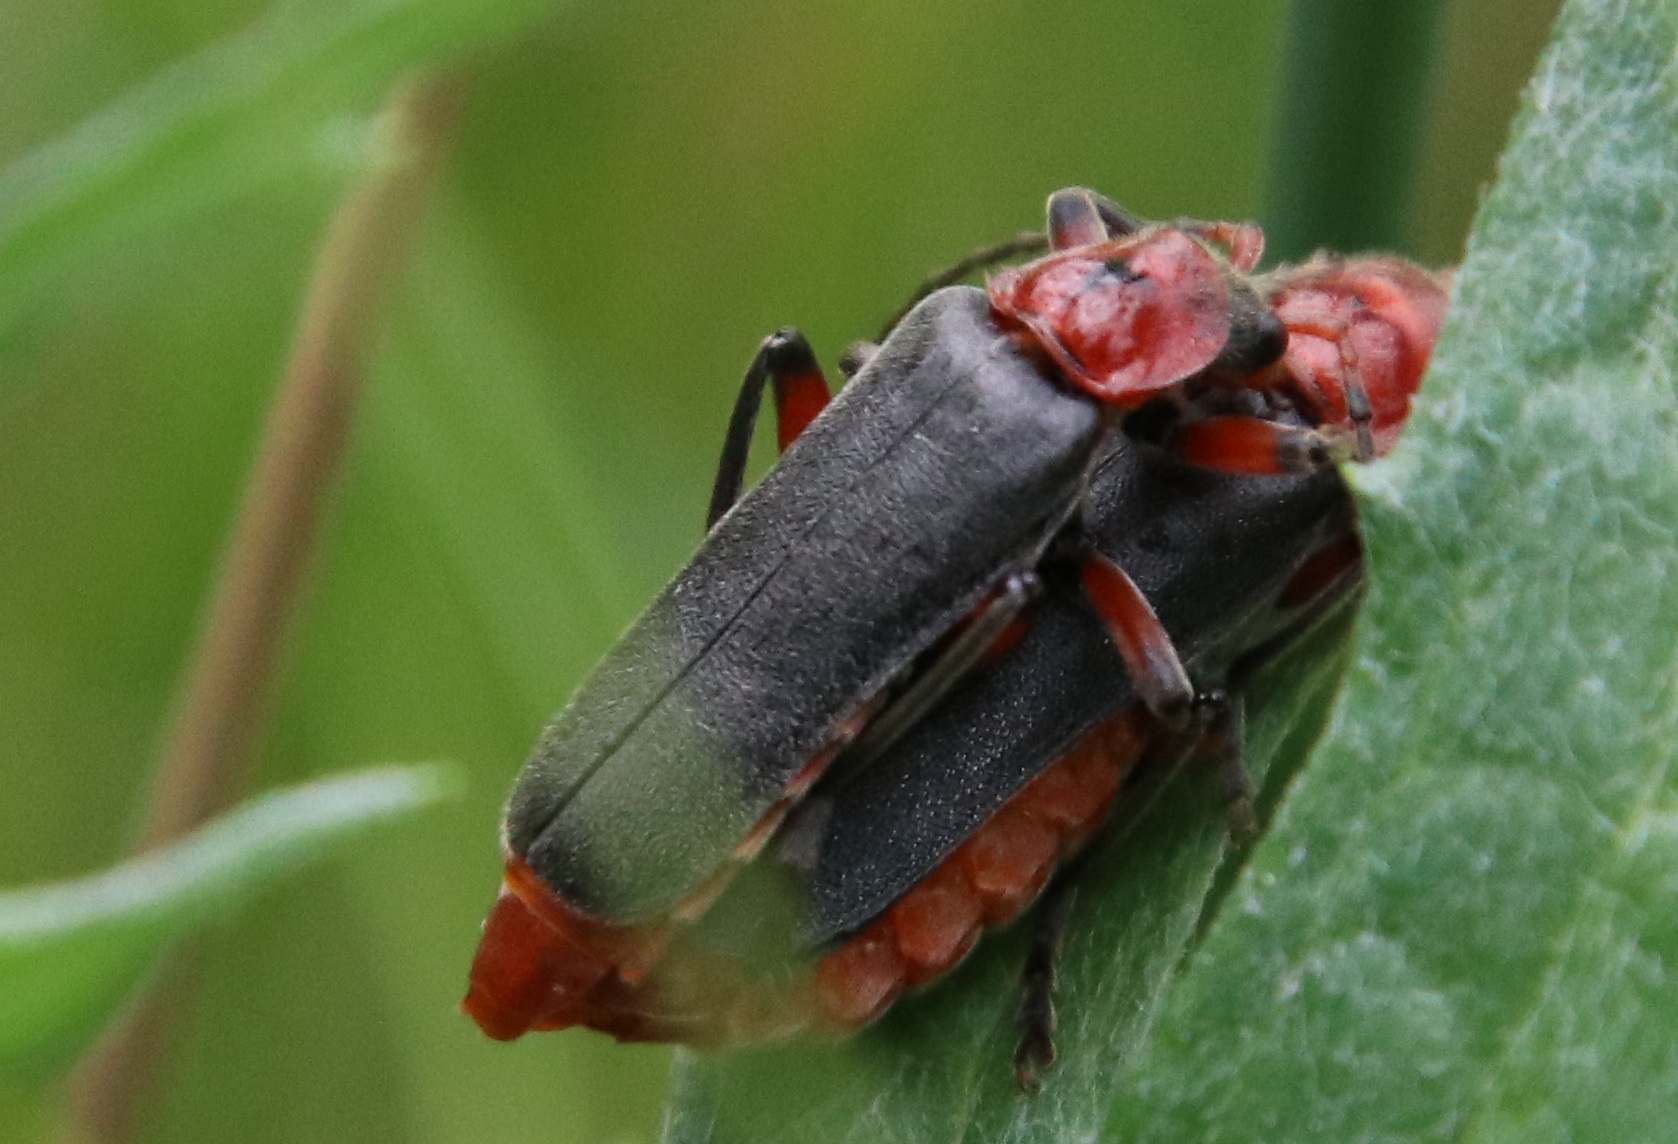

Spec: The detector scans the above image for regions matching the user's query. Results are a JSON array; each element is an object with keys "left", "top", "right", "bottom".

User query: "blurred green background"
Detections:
[{"left": 0, "top": 0, "right": 1562, "bottom": 1140}]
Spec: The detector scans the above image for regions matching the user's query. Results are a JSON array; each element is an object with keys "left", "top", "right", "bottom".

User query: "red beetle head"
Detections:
[
  {"left": 1266, "top": 257, "right": 1450, "bottom": 457},
  {"left": 987, "top": 228, "right": 1235, "bottom": 407}
]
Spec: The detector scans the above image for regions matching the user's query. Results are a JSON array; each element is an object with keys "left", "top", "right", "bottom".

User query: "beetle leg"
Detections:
[
  {"left": 1171, "top": 217, "right": 1266, "bottom": 272},
  {"left": 1013, "top": 871, "right": 1078, "bottom": 1093},
  {"left": 707, "top": 328, "right": 832, "bottom": 528},
  {"left": 1195, "top": 690, "right": 1257, "bottom": 842},
  {"left": 1167, "top": 414, "right": 1351, "bottom": 475},
  {"left": 836, "top": 572, "right": 1043, "bottom": 780},
  {"left": 1008, "top": 692, "right": 1232, "bottom": 1089},
  {"left": 1080, "top": 552, "right": 1197, "bottom": 729},
  {"left": 1279, "top": 309, "right": 1375, "bottom": 461}
]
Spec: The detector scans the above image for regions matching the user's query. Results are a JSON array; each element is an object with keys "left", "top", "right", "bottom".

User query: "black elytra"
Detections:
[{"left": 505, "top": 288, "right": 1103, "bottom": 923}]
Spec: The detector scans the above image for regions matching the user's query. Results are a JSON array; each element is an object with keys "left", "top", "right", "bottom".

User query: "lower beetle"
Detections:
[{"left": 462, "top": 191, "right": 1447, "bottom": 1068}]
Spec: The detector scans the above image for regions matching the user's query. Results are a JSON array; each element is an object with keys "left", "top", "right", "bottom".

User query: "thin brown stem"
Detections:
[{"left": 62, "top": 70, "right": 471, "bottom": 1144}]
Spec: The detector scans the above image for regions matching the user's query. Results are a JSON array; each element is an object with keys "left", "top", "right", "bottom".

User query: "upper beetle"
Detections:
[{"left": 462, "top": 188, "right": 1449, "bottom": 1059}]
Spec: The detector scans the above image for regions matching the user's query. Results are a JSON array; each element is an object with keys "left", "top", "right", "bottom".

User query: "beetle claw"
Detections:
[{"left": 1013, "top": 1032, "right": 1055, "bottom": 1096}]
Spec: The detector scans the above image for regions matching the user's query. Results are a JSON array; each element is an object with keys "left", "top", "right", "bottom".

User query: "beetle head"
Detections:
[{"left": 1265, "top": 257, "right": 1450, "bottom": 456}]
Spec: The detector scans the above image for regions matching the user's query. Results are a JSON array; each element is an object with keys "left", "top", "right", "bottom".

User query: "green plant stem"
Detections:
[
  {"left": 1262, "top": 0, "right": 1450, "bottom": 260},
  {"left": 61, "top": 70, "right": 470, "bottom": 1144}
]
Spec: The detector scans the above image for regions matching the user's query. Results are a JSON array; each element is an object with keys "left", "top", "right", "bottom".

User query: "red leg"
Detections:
[
  {"left": 1278, "top": 305, "right": 1376, "bottom": 461},
  {"left": 1169, "top": 415, "right": 1344, "bottom": 476},
  {"left": 1175, "top": 218, "right": 1266, "bottom": 272},
  {"left": 770, "top": 347, "right": 831, "bottom": 452},
  {"left": 707, "top": 328, "right": 832, "bottom": 529},
  {"left": 1080, "top": 552, "right": 1195, "bottom": 727}
]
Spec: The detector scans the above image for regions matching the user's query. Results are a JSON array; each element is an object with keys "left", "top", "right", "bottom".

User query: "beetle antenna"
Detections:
[{"left": 875, "top": 232, "right": 1048, "bottom": 343}]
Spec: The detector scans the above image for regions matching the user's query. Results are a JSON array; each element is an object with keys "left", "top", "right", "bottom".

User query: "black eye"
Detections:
[
  {"left": 1213, "top": 293, "right": 1289, "bottom": 373},
  {"left": 1250, "top": 309, "right": 1288, "bottom": 365}
]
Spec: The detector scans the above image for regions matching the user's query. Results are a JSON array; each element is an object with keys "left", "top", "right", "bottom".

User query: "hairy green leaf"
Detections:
[
  {"left": 1115, "top": 1, "right": 1678, "bottom": 1138},
  {"left": 0, "top": 764, "right": 459, "bottom": 1078}
]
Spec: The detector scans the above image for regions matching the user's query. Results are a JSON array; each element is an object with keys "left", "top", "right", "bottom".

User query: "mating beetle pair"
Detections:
[{"left": 463, "top": 187, "right": 1447, "bottom": 1086}]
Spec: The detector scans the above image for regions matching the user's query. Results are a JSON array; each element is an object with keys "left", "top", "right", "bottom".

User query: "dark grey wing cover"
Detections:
[
  {"left": 506, "top": 287, "right": 1102, "bottom": 923},
  {"left": 792, "top": 446, "right": 1358, "bottom": 945}
]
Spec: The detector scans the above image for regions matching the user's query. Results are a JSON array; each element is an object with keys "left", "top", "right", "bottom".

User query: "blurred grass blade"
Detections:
[
  {"left": 1262, "top": 0, "right": 1449, "bottom": 259},
  {"left": 666, "top": 0, "right": 1678, "bottom": 1138},
  {"left": 0, "top": 764, "right": 460, "bottom": 1077},
  {"left": 374, "top": 215, "right": 639, "bottom": 704},
  {"left": 0, "top": 0, "right": 555, "bottom": 342}
]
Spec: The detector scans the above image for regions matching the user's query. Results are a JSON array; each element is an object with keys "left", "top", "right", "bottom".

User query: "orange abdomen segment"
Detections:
[
  {"left": 464, "top": 707, "right": 1151, "bottom": 1046},
  {"left": 813, "top": 708, "right": 1147, "bottom": 1030},
  {"left": 462, "top": 858, "right": 660, "bottom": 1041}
]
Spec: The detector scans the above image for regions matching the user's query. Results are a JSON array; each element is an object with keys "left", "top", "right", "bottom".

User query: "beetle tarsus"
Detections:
[
  {"left": 1013, "top": 874, "right": 1078, "bottom": 1093},
  {"left": 1194, "top": 690, "right": 1258, "bottom": 844},
  {"left": 1224, "top": 783, "right": 1260, "bottom": 845},
  {"left": 1013, "top": 1032, "right": 1054, "bottom": 1096}
]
